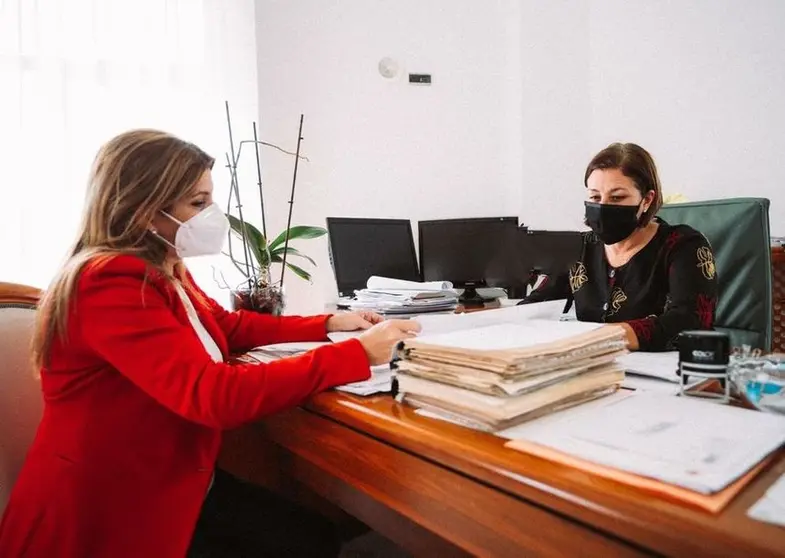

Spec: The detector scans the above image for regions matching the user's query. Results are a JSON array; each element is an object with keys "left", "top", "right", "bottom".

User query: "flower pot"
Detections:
[{"left": 231, "top": 281, "right": 285, "bottom": 315}]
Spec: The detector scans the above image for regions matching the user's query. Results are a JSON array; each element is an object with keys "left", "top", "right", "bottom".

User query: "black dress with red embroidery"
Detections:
[{"left": 522, "top": 218, "right": 718, "bottom": 352}]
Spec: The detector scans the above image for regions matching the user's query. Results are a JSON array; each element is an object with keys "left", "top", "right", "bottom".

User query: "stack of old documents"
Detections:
[{"left": 395, "top": 320, "right": 628, "bottom": 431}]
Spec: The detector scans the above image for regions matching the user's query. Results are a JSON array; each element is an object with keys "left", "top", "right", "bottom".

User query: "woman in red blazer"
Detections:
[{"left": 0, "top": 130, "right": 419, "bottom": 558}]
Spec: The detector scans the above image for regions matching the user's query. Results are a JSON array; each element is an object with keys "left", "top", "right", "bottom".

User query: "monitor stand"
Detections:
[{"left": 459, "top": 286, "right": 496, "bottom": 308}]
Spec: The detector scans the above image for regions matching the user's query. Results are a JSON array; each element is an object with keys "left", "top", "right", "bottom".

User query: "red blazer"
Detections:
[{"left": 0, "top": 255, "right": 370, "bottom": 558}]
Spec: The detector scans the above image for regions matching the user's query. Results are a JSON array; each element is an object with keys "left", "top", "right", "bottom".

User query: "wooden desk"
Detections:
[{"left": 219, "top": 392, "right": 785, "bottom": 557}]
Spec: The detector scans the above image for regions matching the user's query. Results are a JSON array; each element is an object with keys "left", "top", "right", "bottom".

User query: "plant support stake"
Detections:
[
  {"left": 225, "top": 151, "right": 256, "bottom": 284},
  {"left": 252, "top": 121, "right": 268, "bottom": 239},
  {"left": 279, "top": 114, "right": 304, "bottom": 288},
  {"left": 224, "top": 102, "right": 254, "bottom": 286}
]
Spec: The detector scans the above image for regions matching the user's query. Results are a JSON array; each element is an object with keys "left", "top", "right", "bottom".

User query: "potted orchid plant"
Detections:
[
  {"left": 226, "top": 216, "right": 325, "bottom": 314},
  {"left": 221, "top": 103, "right": 322, "bottom": 315}
]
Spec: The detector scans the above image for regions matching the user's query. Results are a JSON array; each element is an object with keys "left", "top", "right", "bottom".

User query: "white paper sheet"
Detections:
[
  {"left": 748, "top": 473, "right": 785, "bottom": 527},
  {"left": 410, "top": 320, "right": 603, "bottom": 351},
  {"left": 502, "top": 392, "right": 785, "bottom": 494},
  {"left": 329, "top": 302, "right": 585, "bottom": 349},
  {"left": 622, "top": 375, "right": 682, "bottom": 395},
  {"left": 619, "top": 351, "right": 680, "bottom": 383},
  {"left": 252, "top": 341, "right": 331, "bottom": 354},
  {"left": 247, "top": 342, "right": 332, "bottom": 362},
  {"left": 335, "top": 365, "right": 393, "bottom": 396},
  {"left": 413, "top": 299, "right": 569, "bottom": 336},
  {"left": 367, "top": 276, "right": 453, "bottom": 291},
  {"left": 249, "top": 341, "right": 391, "bottom": 396},
  {"left": 498, "top": 391, "right": 634, "bottom": 438},
  {"left": 328, "top": 300, "right": 570, "bottom": 342}
]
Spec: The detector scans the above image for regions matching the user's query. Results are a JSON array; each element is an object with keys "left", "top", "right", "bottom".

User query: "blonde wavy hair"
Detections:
[{"left": 33, "top": 129, "right": 215, "bottom": 368}]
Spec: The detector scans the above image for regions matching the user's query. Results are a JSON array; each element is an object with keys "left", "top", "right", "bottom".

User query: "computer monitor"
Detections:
[
  {"left": 326, "top": 217, "right": 420, "bottom": 297},
  {"left": 518, "top": 230, "right": 584, "bottom": 285},
  {"left": 418, "top": 217, "right": 523, "bottom": 304}
]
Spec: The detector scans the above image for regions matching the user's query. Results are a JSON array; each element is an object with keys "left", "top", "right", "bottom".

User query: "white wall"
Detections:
[
  {"left": 518, "top": 0, "right": 593, "bottom": 231},
  {"left": 253, "top": 0, "right": 522, "bottom": 314},
  {"left": 516, "top": 0, "right": 785, "bottom": 232},
  {"left": 588, "top": 0, "right": 785, "bottom": 234},
  {"left": 253, "top": 0, "right": 785, "bottom": 314}
]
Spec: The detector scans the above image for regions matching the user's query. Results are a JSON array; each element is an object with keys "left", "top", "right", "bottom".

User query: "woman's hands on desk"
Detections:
[
  {"left": 325, "top": 311, "right": 421, "bottom": 365},
  {"left": 326, "top": 311, "right": 384, "bottom": 332},
  {"left": 359, "top": 320, "right": 422, "bottom": 365}
]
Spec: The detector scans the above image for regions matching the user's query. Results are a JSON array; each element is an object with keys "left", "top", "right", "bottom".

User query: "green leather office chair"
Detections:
[{"left": 658, "top": 198, "right": 772, "bottom": 351}]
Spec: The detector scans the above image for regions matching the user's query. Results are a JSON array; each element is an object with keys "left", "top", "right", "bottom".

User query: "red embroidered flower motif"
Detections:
[
  {"left": 665, "top": 231, "right": 682, "bottom": 251},
  {"left": 627, "top": 318, "right": 656, "bottom": 343},
  {"left": 696, "top": 293, "right": 715, "bottom": 329}
]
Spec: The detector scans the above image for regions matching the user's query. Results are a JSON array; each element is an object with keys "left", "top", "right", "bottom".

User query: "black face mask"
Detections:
[{"left": 584, "top": 201, "right": 642, "bottom": 245}]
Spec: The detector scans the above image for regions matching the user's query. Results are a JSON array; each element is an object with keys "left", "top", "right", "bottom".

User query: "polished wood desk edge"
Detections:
[
  {"left": 242, "top": 408, "right": 652, "bottom": 558},
  {"left": 303, "top": 392, "right": 785, "bottom": 557}
]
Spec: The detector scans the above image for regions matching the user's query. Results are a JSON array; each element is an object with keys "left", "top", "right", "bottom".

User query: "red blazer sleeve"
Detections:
[
  {"left": 75, "top": 261, "right": 370, "bottom": 430},
  {"left": 185, "top": 273, "right": 331, "bottom": 354}
]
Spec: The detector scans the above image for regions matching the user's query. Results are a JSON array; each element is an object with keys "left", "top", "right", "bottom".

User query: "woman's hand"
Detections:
[
  {"left": 358, "top": 320, "right": 422, "bottom": 365},
  {"left": 601, "top": 323, "right": 639, "bottom": 351},
  {"left": 617, "top": 322, "right": 640, "bottom": 351},
  {"left": 326, "top": 311, "right": 384, "bottom": 333}
]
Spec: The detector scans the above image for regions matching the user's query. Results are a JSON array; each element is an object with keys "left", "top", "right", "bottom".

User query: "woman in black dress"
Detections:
[{"left": 523, "top": 142, "right": 718, "bottom": 352}]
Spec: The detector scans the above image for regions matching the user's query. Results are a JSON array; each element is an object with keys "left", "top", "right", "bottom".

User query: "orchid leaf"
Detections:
[
  {"left": 269, "top": 246, "right": 317, "bottom": 267},
  {"left": 226, "top": 214, "right": 270, "bottom": 268},
  {"left": 268, "top": 225, "right": 326, "bottom": 252},
  {"left": 284, "top": 262, "right": 312, "bottom": 282}
]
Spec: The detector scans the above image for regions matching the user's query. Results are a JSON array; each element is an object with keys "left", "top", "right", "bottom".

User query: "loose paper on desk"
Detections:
[
  {"left": 748, "top": 473, "right": 785, "bottom": 528},
  {"left": 503, "top": 392, "right": 785, "bottom": 494},
  {"left": 248, "top": 342, "right": 331, "bottom": 361},
  {"left": 249, "top": 342, "right": 393, "bottom": 395},
  {"left": 410, "top": 319, "right": 602, "bottom": 352},
  {"left": 335, "top": 365, "right": 393, "bottom": 396},
  {"left": 414, "top": 299, "right": 569, "bottom": 335},
  {"left": 354, "top": 276, "right": 459, "bottom": 314},
  {"left": 366, "top": 276, "right": 453, "bottom": 292},
  {"left": 622, "top": 375, "right": 681, "bottom": 395},
  {"left": 326, "top": 299, "right": 570, "bottom": 344},
  {"left": 618, "top": 351, "right": 680, "bottom": 383}
]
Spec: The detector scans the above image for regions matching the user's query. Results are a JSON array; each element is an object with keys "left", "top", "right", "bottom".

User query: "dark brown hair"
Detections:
[{"left": 584, "top": 142, "right": 662, "bottom": 225}]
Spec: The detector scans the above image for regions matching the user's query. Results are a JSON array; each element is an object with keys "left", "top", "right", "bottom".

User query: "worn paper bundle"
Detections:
[{"left": 395, "top": 320, "right": 628, "bottom": 431}]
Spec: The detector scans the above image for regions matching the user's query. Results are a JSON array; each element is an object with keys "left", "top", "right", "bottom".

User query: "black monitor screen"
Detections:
[
  {"left": 326, "top": 217, "right": 420, "bottom": 296},
  {"left": 418, "top": 217, "right": 522, "bottom": 289},
  {"left": 518, "top": 230, "right": 584, "bottom": 278}
]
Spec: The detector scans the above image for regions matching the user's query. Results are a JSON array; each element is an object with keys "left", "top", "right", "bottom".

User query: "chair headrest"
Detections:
[{"left": 0, "top": 282, "right": 41, "bottom": 309}]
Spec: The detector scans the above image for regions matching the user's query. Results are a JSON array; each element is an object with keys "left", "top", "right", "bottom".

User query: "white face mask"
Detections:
[{"left": 157, "top": 203, "right": 229, "bottom": 258}]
